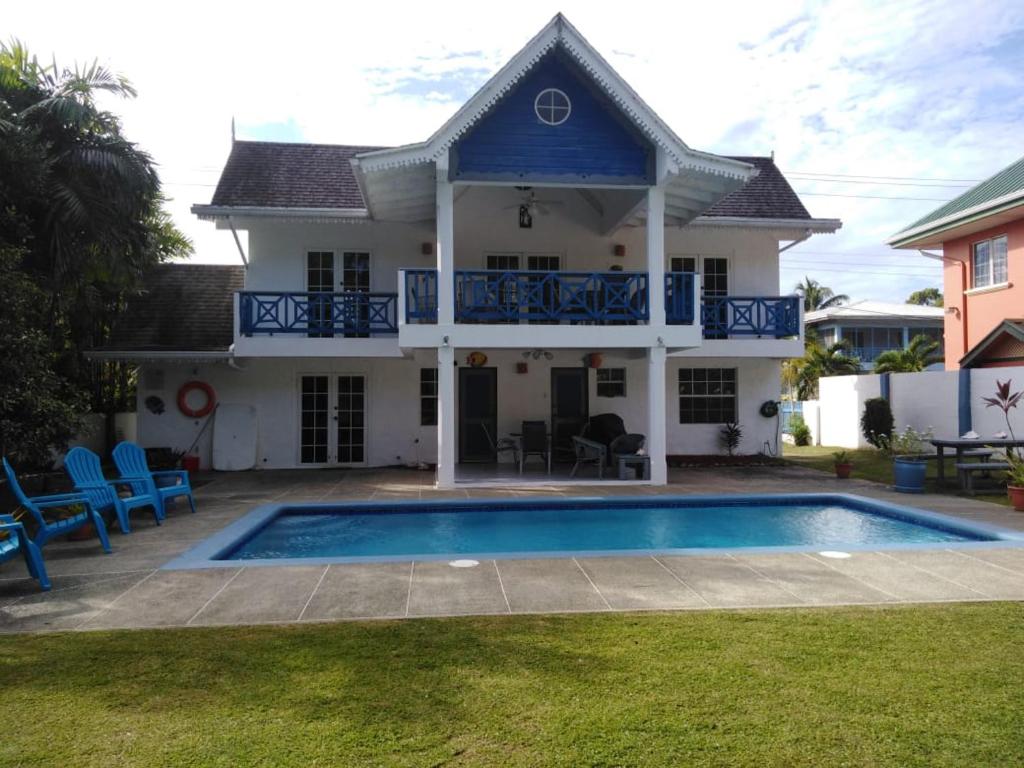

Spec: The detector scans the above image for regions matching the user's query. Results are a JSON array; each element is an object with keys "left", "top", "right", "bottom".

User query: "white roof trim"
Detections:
[
  {"left": 887, "top": 187, "right": 1024, "bottom": 246},
  {"left": 191, "top": 205, "right": 369, "bottom": 221},
  {"left": 687, "top": 216, "right": 842, "bottom": 233},
  {"left": 353, "top": 14, "right": 752, "bottom": 183}
]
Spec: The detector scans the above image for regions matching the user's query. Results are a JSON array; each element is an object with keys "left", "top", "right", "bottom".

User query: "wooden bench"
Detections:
[{"left": 956, "top": 461, "right": 1010, "bottom": 495}]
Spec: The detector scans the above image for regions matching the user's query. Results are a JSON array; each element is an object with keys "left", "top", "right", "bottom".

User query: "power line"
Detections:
[
  {"left": 784, "top": 169, "right": 983, "bottom": 183},
  {"left": 787, "top": 176, "right": 972, "bottom": 189},
  {"left": 790, "top": 191, "right": 950, "bottom": 202}
]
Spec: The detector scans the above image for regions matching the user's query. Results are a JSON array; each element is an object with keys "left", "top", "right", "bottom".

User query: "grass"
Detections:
[
  {"left": 784, "top": 444, "right": 1011, "bottom": 506},
  {"left": 2, "top": 605, "right": 1024, "bottom": 766}
]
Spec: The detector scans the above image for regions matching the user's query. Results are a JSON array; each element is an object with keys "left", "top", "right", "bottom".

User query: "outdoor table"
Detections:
[{"left": 930, "top": 437, "right": 1024, "bottom": 483}]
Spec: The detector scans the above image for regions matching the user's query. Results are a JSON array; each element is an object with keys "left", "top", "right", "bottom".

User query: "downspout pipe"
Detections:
[{"left": 919, "top": 249, "right": 968, "bottom": 364}]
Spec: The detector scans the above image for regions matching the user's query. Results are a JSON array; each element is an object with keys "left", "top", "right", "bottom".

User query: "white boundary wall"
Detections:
[{"left": 808, "top": 365, "right": 1024, "bottom": 448}]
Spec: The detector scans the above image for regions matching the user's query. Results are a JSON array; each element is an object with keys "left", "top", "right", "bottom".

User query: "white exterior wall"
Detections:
[
  {"left": 136, "top": 353, "right": 437, "bottom": 470},
  {"left": 816, "top": 375, "right": 882, "bottom": 448},
  {"left": 807, "top": 365, "right": 1024, "bottom": 448},
  {"left": 234, "top": 193, "right": 784, "bottom": 309},
  {"left": 136, "top": 354, "right": 781, "bottom": 469}
]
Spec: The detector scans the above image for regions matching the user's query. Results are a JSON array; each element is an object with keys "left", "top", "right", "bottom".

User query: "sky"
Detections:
[{"left": 7, "top": 0, "right": 1024, "bottom": 303}]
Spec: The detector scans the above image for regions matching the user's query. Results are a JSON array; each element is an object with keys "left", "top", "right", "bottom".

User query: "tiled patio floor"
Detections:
[{"left": 3, "top": 465, "right": 1024, "bottom": 633}]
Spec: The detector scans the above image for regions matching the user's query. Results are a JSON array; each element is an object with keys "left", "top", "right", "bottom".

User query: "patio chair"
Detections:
[
  {"left": 570, "top": 436, "right": 606, "bottom": 479},
  {"left": 64, "top": 447, "right": 161, "bottom": 534},
  {"left": 113, "top": 441, "right": 196, "bottom": 518},
  {"left": 481, "top": 424, "right": 519, "bottom": 466},
  {"left": 581, "top": 413, "right": 627, "bottom": 467},
  {"left": 0, "top": 514, "right": 51, "bottom": 590},
  {"left": 519, "top": 421, "right": 551, "bottom": 474},
  {"left": 2, "top": 457, "right": 111, "bottom": 553}
]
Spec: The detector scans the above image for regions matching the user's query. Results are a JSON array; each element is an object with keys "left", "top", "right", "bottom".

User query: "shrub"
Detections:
[
  {"left": 861, "top": 397, "right": 894, "bottom": 449},
  {"left": 720, "top": 422, "right": 743, "bottom": 456},
  {"left": 790, "top": 415, "right": 812, "bottom": 446}
]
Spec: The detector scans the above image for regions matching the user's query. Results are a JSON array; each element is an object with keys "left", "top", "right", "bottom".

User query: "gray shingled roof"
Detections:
[
  {"left": 703, "top": 156, "right": 812, "bottom": 219},
  {"left": 211, "top": 141, "right": 383, "bottom": 209},
  {"left": 101, "top": 264, "right": 244, "bottom": 352},
  {"left": 206, "top": 142, "right": 814, "bottom": 221}
]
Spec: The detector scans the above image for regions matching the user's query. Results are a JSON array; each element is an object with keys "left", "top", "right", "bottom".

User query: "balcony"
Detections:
[
  {"left": 238, "top": 291, "right": 397, "bottom": 336},
  {"left": 700, "top": 296, "right": 801, "bottom": 339},
  {"left": 405, "top": 269, "right": 651, "bottom": 325}
]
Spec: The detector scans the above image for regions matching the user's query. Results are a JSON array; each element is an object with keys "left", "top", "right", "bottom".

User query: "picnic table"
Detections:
[{"left": 930, "top": 437, "right": 1024, "bottom": 483}]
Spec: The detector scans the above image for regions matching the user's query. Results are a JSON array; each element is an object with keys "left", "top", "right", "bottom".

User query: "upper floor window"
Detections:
[
  {"left": 534, "top": 88, "right": 571, "bottom": 126},
  {"left": 973, "top": 235, "right": 1008, "bottom": 288}
]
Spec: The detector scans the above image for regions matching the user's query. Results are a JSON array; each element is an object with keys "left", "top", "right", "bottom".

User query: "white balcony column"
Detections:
[
  {"left": 436, "top": 153, "right": 455, "bottom": 326},
  {"left": 646, "top": 185, "right": 666, "bottom": 326},
  {"left": 436, "top": 344, "right": 456, "bottom": 488},
  {"left": 647, "top": 345, "right": 668, "bottom": 485}
]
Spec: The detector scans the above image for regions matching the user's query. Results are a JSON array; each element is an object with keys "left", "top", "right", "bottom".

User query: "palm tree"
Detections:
[
  {"left": 872, "top": 334, "right": 943, "bottom": 373},
  {"left": 794, "top": 276, "right": 849, "bottom": 312},
  {"left": 788, "top": 339, "right": 861, "bottom": 400}
]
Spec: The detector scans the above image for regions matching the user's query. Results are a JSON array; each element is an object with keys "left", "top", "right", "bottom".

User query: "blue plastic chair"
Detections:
[
  {"left": 63, "top": 447, "right": 161, "bottom": 534},
  {"left": 2, "top": 457, "right": 111, "bottom": 553},
  {"left": 112, "top": 442, "right": 196, "bottom": 518},
  {"left": 0, "top": 514, "right": 51, "bottom": 590}
]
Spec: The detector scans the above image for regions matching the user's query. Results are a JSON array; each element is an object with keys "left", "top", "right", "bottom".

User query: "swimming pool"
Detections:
[{"left": 165, "top": 494, "right": 1024, "bottom": 569}]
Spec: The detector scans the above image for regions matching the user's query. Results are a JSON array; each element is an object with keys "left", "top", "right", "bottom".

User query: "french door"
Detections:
[
  {"left": 304, "top": 250, "right": 371, "bottom": 338},
  {"left": 299, "top": 374, "right": 366, "bottom": 465},
  {"left": 671, "top": 256, "right": 728, "bottom": 338}
]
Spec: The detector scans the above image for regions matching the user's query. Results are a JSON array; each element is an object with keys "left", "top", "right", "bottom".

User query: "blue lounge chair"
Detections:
[
  {"left": 2, "top": 457, "right": 111, "bottom": 553},
  {"left": 63, "top": 447, "right": 161, "bottom": 534},
  {"left": 112, "top": 442, "right": 196, "bottom": 518},
  {"left": 0, "top": 514, "right": 51, "bottom": 590}
]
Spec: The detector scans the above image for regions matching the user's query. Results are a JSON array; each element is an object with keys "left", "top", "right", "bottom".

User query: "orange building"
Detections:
[{"left": 889, "top": 156, "right": 1024, "bottom": 369}]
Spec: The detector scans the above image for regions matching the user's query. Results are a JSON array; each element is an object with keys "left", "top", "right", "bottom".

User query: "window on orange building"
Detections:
[{"left": 972, "top": 235, "right": 1008, "bottom": 288}]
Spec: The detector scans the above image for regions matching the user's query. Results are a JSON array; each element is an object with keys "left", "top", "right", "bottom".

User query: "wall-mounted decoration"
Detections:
[
  {"left": 466, "top": 351, "right": 488, "bottom": 368},
  {"left": 613, "top": 244, "right": 626, "bottom": 258},
  {"left": 519, "top": 204, "right": 533, "bottom": 229},
  {"left": 516, "top": 362, "right": 529, "bottom": 374},
  {"left": 586, "top": 352, "right": 603, "bottom": 369},
  {"left": 420, "top": 242, "right": 433, "bottom": 256},
  {"left": 144, "top": 395, "right": 165, "bottom": 415}
]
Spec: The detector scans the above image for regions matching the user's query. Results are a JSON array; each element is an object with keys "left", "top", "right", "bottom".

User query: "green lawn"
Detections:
[
  {"left": 3, "top": 605, "right": 1024, "bottom": 766},
  {"left": 784, "top": 444, "right": 1011, "bottom": 506}
]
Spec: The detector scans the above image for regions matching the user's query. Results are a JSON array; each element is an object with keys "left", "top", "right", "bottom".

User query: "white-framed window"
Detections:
[
  {"left": 678, "top": 368, "right": 737, "bottom": 424},
  {"left": 973, "top": 235, "right": 1008, "bottom": 288},
  {"left": 420, "top": 368, "right": 438, "bottom": 426},
  {"left": 534, "top": 88, "right": 571, "bottom": 126},
  {"left": 596, "top": 368, "right": 626, "bottom": 398}
]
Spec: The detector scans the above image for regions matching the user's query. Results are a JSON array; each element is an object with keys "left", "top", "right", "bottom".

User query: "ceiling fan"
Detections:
[{"left": 502, "top": 187, "right": 564, "bottom": 216}]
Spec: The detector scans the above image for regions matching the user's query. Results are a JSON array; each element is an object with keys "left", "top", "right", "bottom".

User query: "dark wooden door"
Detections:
[
  {"left": 551, "top": 368, "right": 589, "bottom": 461},
  {"left": 459, "top": 367, "right": 497, "bottom": 463}
]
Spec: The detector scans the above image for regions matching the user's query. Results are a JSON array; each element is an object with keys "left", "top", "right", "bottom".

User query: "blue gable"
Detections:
[{"left": 451, "top": 50, "right": 654, "bottom": 185}]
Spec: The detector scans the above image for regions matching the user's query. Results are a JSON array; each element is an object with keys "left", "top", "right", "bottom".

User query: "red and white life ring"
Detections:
[{"left": 177, "top": 381, "right": 217, "bottom": 418}]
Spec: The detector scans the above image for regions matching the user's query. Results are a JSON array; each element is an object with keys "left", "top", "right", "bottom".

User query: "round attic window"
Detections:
[{"left": 534, "top": 88, "right": 571, "bottom": 126}]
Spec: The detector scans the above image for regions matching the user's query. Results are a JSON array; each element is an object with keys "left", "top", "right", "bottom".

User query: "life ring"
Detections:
[{"left": 177, "top": 381, "right": 217, "bottom": 418}]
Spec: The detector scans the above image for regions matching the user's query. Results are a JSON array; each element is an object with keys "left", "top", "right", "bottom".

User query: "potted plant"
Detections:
[
  {"left": 1005, "top": 453, "right": 1024, "bottom": 511},
  {"left": 889, "top": 425, "right": 933, "bottom": 493},
  {"left": 832, "top": 450, "right": 853, "bottom": 479}
]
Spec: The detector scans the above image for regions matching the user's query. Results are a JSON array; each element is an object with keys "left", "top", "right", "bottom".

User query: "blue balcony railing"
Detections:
[
  {"left": 665, "top": 272, "right": 696, "bottom": 324},
  {"left": 403, "top": 269, "right": 650, "bottom": 324},
  {"left": 404, "top": 269, "right": 438, "bottom": 324},
  {"left": 238, "top": 291, "right": 397, "bottom": 336},
  {"left": 701, "top": 295, "right": 800, "bottom": 338}
]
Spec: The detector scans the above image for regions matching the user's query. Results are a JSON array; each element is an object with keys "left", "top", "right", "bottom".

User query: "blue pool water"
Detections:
[{"left": 219, "top": 496, "right": 996, "bottom": 562}]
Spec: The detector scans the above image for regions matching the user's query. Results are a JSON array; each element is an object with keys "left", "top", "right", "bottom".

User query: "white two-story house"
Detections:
[{"left": 96, "top": 14, "right": 839, "bottom": 487}]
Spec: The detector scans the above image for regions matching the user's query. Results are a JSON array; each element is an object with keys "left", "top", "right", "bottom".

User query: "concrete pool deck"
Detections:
[{"left": 3, "top": 465, "right": 1024, "bottom": 632}]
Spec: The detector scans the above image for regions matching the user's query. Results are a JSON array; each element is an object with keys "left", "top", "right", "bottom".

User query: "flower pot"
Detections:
[
  {"left": 1008, "top": 486, "right": 1024, "bottom": 512},
  {"left": 893, "top": 456, "right": 927, "bottom": 493},
  {"left": 834, "top": 463, "right": 852, "bottom": 479}
]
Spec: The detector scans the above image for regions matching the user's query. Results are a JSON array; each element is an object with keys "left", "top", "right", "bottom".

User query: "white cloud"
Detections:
[{"left": 7, "top": 0, "right": 1024, "bottom": 303}]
